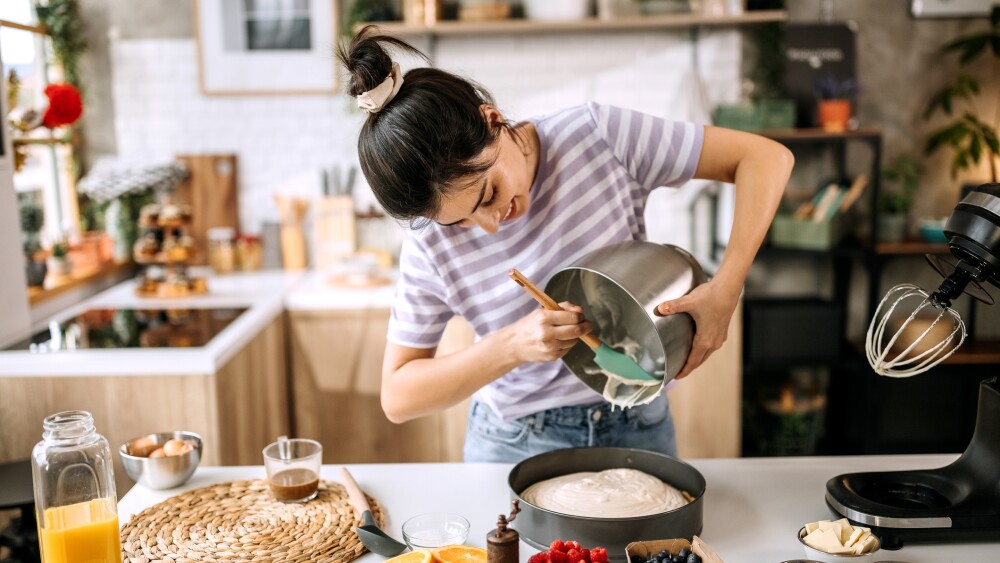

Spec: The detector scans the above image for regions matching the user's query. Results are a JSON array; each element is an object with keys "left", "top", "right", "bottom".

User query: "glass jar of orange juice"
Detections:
[{"left": 31, "top": 411, "right": 121, "bottom": 563}]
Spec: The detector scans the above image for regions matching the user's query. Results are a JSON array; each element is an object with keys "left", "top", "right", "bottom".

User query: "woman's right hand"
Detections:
[{"left": 505, "top": 301, "right": 592, "bottom": 363}]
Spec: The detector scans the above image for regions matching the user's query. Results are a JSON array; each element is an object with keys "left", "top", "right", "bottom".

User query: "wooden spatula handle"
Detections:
[
  {"left": 340, "top": 467, "right": 372, "bottom": 515},
  {"left": 509, "top": 269, "right": 601, "bottom": 349}
]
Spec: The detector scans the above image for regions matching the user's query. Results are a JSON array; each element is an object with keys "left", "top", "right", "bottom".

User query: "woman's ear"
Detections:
[{"left": 479, "top": 104, "right": 504, "bottom": 127}]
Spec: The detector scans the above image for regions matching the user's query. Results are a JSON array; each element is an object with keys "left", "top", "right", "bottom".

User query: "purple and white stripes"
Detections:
[{"left": 387, "top": 102, "right": 703, "bottom": 420}]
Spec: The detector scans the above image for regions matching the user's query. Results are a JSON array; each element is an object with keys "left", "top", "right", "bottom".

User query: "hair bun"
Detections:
[{"left": 337, "top": 25, "right": 427, "bottom": 98}]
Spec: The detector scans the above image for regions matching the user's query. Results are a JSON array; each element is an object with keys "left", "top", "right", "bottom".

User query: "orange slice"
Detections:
[
  {"left": 431, "top": 545, "right": 487, "bottom": 563},
  {"left": 387, "top": 550, "right": 432, "bottom": 563}
]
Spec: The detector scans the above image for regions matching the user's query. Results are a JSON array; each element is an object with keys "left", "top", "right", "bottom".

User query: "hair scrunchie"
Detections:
[{"left": 357, "top": 62, "right": 403, "bottom": 114}]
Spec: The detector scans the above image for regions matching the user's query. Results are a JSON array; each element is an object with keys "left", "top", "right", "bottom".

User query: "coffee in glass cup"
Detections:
[{"left": 263, "top": 438, "right": 322, "bottom": 502}]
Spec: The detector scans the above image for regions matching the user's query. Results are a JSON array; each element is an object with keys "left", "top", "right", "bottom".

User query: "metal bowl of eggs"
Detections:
[
  {"left": 120, "top": 431, "right": 202, "bottom": 489},
  {"left": 508, "top": 447, "right": 705, "bottom": 561}
]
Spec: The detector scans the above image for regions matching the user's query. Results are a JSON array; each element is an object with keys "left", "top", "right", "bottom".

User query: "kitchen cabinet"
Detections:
[
  {"left": 0, "top": 315, "right": 291, "bottom": 495},
  {"left": 288, "top": 311, "right": 473, "bottom": 463}
]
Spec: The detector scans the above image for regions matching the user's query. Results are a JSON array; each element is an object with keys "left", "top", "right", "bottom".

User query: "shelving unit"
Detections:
[
  {"left": 356, "top": 10, "right": 787, "bottom": 37},
  {"left": 744, "top": 126, "right": 997, "bottom": 457}
]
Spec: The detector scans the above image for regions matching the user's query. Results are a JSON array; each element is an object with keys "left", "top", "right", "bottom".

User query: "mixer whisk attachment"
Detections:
[{"left": 866, "top": 284, "right": 966, "bottom": 377}]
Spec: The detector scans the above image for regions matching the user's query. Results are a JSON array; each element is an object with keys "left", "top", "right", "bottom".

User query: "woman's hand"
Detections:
[
  {"left": 656, "top": 281, "right": 739, "bottom": 379},
  {"left": 504, "top": 302, "right": 592, "bottom": 364}
]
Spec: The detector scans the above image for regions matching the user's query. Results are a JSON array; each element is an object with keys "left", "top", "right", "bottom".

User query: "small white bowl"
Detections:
[
  {"left": 798, "top": 526, "right": 881, "bottom": 563},
  {"left": 402, "top": 512, "right": 470, "bottom": 549}
]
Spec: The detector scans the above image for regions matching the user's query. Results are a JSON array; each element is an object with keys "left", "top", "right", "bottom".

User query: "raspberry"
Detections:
[
  {"left": 591, "top": 547, "right": 609, "bottom": 563},
  {"left": 580, "top": 549, "right": 591, "bottom": 563},
  {"left": 566, "top": 549, "right": 583, "bottom": 563},
  {"left": 565, "top": 541, "right": 582, "bottom": 552},
  {"left": 549, "top": 550, "right": 568, "bottom": 563},
  {"left": 550, "top": 540, "right": 566, "bottom": 553},
  {"left": 528, "top": 552, "right": 549, "bottom": 563}
]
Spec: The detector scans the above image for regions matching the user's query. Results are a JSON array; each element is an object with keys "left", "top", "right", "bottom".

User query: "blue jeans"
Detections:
[{"left": 462, "top": 394, "right": 677, "bottom": 463}]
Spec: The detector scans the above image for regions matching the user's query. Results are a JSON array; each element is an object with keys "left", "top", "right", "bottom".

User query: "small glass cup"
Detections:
[
  {"left": 262, "top": 438, "right": 322, "bottom": 503},
  {"left": 402, "top": 512, "right": 470, "bottom": 549}
]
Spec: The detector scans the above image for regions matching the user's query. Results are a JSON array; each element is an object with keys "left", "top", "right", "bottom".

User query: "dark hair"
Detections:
[{"left": 337, "top": 26, "right": 514, "bottom": 225}]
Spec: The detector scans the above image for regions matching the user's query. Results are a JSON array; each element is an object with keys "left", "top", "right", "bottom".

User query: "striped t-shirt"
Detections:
[{"left": 387, "top": 102, "right": 704, "bottom": 421}]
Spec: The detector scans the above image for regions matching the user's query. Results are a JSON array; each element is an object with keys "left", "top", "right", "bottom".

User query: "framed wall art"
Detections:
[
  {"left": 911, "top": 0, "right": 994, "bottom": 19},
  {"left": 194, "top": 0, "right": 338, "bottom": 95}
]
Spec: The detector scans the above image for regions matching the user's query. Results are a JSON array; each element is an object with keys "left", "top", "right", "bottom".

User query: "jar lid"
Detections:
[{"left": 207, "top": 227, "right": 236, "bottom": 240}]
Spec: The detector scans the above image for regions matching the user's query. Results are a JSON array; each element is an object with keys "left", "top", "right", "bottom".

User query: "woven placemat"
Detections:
[{"left": 121, "top": 479, "right": 387, "bottom": 563}]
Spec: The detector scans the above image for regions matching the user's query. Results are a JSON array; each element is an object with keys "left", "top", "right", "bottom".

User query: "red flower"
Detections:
[{"left": 42, "top": 83, "right": 83, "bottom": 129}]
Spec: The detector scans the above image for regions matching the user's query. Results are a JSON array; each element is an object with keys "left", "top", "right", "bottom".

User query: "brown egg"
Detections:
[
  {"left": 149, "top": 447, "right": 166, "bottom": 458},
  {"left": 129, "top": 436, "right": 159, "bottom": 457},
  {"left": 162, "top": 439, "right": 190, "bottom": 457}
]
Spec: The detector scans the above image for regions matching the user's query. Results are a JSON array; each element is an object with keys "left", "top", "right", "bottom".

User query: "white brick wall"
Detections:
[{"left": 111, "top": 30, "right": 740, "bottom": 251}]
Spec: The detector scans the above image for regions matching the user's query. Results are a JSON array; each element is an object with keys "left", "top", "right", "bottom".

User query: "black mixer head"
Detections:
[{"left": 927, "top": 183, "right": 1000, "bottom": 308}]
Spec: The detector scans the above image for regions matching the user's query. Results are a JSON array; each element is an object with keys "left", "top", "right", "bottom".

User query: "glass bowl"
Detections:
[{"left": 402, "top": 512, "right": 470, "bottom": 549}]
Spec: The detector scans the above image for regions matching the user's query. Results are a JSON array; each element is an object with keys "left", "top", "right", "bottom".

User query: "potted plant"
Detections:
[
  {"left": 878, "top": 154, "right": 923, "bottom": 243},
  {"left": 923, "top": 5, "right": 1000, "bottom": 183},
  {"left": 815, "top": 75, "right": 857, "bottom": 132},
  {"left": 19, "top": 200, "right": 47, "bottom": 287},
  {"left": 47, "top": 240, "right": 72, "bottom": 279}
]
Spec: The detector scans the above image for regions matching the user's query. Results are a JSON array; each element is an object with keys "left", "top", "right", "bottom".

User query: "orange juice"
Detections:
[{"left": 39, "top": 498, "right": 120, "bottom": 563}]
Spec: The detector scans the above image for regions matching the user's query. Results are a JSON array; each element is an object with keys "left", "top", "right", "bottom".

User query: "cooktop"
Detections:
[{"left": 7, "top": 308, "right": 247, "bottom": 352}]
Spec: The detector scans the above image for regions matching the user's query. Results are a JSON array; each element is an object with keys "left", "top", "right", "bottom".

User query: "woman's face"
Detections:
[{"left": 433, "top": 108, "right": 537, "bottom": 234}]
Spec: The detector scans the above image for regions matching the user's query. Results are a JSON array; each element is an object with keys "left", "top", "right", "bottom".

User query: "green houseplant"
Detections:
[
  {"left": 878, "top": 154, "right": 924, "bottom": 242},
  {"left": 19, "top": 199, "right": 47, "bottom": 286},
  {"left": 923, "top": 5, "right": 1000, "bottom": 182}
]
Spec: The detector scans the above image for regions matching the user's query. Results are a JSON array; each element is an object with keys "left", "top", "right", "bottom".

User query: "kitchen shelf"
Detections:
[
  {"left": 874, "top": 240, "right": 949, "bottom": 255},
  {"left": 357, "top": 10, "right": 787, "bottom": 37},
  {"left": 27, "top": 261, "right": 133, "bottom": 306},
  {"left": 759, "top": 127, "right": 883, "bottom": 143},
  {"left": 849, "top": 338, "right": 1000, "bottom": 366},
  {"left": 12, "top": 136, "right": 74, "bottom": 146}
]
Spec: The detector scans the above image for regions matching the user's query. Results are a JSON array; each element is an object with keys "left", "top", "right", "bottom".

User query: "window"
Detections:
[{"left": 1, "top": 0, "right": 80, "bottom": 248}]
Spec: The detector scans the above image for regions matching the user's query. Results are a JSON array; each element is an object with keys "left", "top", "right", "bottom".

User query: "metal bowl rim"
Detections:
[
  {"left": 508, "top": 447, "right": 707, "bottom": 522},
  {"left": 119, "top": 431, "right": 204, "bottom": 460}
]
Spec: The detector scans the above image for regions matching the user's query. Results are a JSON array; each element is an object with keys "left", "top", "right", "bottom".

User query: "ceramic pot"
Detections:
[
  {"left": 523, "top": 0, "right": 590, "bottom": 21},
  {"left": 25, "top": 259, "right": 47, "bottom": 287},
  {"left": 818, "top": 99, "right": 851, "bottom": 132},
  {"left": 877, "top": 213, "right": 908, "bottom": 243}
]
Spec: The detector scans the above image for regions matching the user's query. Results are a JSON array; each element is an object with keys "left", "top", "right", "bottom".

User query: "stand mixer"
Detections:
[{"left": 827, "top": 183, "right": 1000, "bottom": 548}]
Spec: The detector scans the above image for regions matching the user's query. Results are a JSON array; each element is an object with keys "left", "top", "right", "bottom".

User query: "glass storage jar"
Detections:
[
  {"left": 208, "top": 227, "right": 237, "bottom": 274},
  {"left": 31, "top": 410, "right": 121, "bottom": 563}
]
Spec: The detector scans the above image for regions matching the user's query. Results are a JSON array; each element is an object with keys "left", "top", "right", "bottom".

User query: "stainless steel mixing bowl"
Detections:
[
  {"left": 120, "top": 431, "right": 202, "bottom": 490},
  {"left": 546, "top": 241, "right": 707, "bottom": 400},
  {"left": 508, "top": 447, "right": 706, "bottom": 560}
]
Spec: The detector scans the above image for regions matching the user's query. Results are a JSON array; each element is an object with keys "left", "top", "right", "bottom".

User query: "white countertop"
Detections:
[
  {"left": 284, "top": 269, "right": 397, "bottom": 311},
  {"left": 117, "top": 455, "right": 995, "bottom": 563},
  {"left": 0, "top": 268, "right": 398, "bottom": 377}
]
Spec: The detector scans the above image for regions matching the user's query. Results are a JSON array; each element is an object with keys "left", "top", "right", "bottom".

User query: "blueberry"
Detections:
[
  {"left": 686, "top": 554, "right": 701, "bottom": 563},
  {"left": 657, "top": 551, "right": 669, "bottom": 559},
  {"left": 672, "top": 555, "right": 685, "bottom": 563},
  {"left": 631, "top": 556, "right": 643, "bottom": 563},
  {"left": 677, "top": 549, "right": 691, "bottom": 558}
]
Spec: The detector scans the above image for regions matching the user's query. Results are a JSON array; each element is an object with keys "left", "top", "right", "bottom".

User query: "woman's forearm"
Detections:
[{"left": 380, "top": 327, "right": 522, "bottom": 423}]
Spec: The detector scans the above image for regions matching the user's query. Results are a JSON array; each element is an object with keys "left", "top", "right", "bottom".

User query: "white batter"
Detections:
[{"left": 520, "top": 468, "right": 689, "bottom": 518}]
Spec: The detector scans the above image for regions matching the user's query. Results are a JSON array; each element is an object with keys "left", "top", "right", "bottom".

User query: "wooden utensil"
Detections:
[
  {"left": 508, "top": 269, "right": 658, "bottom": 381},
  {"left": 339, "top": 467, "right": 408, "bottom": 556}
]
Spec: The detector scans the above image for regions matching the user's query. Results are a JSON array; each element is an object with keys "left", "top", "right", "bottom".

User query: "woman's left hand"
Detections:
[{"left": 655, "top": 280, "right": 740, "bottom": 379}]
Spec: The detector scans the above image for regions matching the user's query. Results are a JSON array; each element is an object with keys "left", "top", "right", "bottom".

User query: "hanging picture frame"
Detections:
[
  {"left": 193, "top": 0, "right": 338, "bottom": 95},
  {"left": 910, "top": 0, "right": 994, "bottom": 18}
]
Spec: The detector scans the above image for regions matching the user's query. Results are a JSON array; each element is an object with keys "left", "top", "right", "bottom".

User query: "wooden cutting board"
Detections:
[{"left": 174, "top": 154, "right": 239, "bottom": 264}]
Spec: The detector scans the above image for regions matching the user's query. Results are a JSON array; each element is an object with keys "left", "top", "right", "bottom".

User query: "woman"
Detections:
[{"left": 337, "top": 27, "right": 793, "bottom": 463}]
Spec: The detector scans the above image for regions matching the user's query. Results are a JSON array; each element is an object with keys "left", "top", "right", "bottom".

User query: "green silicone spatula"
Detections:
[{"left": 509, "top": 269, "right": 659, "bottom": 382}]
